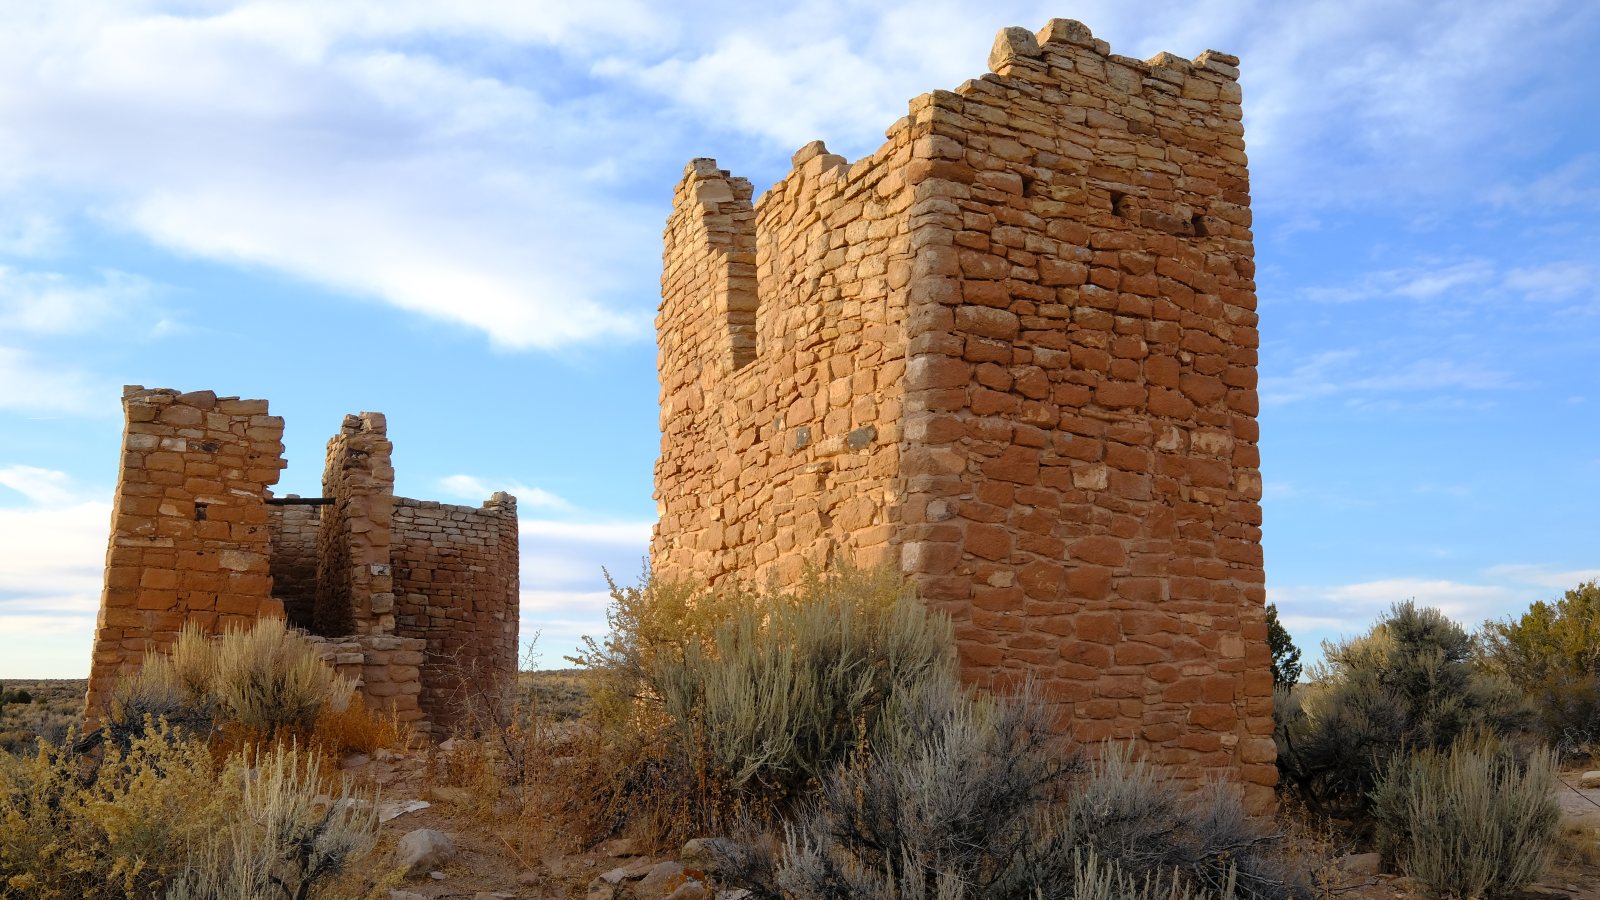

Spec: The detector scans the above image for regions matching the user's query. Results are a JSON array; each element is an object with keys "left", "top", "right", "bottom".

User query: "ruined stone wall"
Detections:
[
  {"left": 390, "top": 495, "right": 520, "bottom": 728},
  {"left": 86, "top": 387, "right": 287, "bottom": 716},
  {"left": 87, "top": 389, "right": 517, "bottom": 736},
  {"left": 652, "top": 19, "right": 1274, "bottom": 813},
  {"left": 316, "top": 413, "right": 396, "bottom": 637},
  {"left": 652, "top": 129, "right": 918, "bottom": 586},
  {"left": 303, "top": 633, "right": 427, "bottom": 728},
  {"left": 267, "top": 501, "right": 320, "bottom": 630}
]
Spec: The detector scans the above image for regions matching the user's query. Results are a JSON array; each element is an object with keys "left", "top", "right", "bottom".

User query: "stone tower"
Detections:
[{"left": 651, "top": 19, "right": 1275, "bottom": 812}]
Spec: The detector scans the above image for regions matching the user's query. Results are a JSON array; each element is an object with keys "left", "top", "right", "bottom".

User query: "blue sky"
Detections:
[{"left": 0, "top": 0, "right": 1596, "bottom": 677}]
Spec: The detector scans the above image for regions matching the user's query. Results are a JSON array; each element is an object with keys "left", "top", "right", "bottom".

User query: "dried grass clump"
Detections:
[
  {"left": 0, "top": 722, "right": 386, "bottom": 899},
  {"left": 107, "top": 619, "right": 394, "bottom": 757},
  {"left": 1371, "top": 735, "right": 1559, "bottom": 898},
  {"left": 558, "top": 564, "right": 958, "bottom": 847}
]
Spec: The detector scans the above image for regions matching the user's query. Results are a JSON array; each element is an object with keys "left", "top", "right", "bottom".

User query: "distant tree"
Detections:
[
  {"left": 1265, "top": 603, "right": 1302, "bottom": 687},
  {"left": 11, "top": 689, "right": 30, "bottom": 705},
  {"left": 1275, "top": 601, "right": 1527, "bottom": 822},
  {"left": 1481, "top": 580, "right": 1600, "bottom": 752}
]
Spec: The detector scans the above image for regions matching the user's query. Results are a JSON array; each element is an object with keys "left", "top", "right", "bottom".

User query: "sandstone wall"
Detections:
[
  {"left": 894, "top": 23, "right": 1274, "bottom": 811},
  {"left": 652, "top": 130, "right": 919, "bottom": 585},
  {"left": 316, "top": 413, "right": 396, "bottom": 637},
  {"left": 391, "top": 495, "right": 520, "bottom": 728},
  {"left": 267, "top": 500, "right": 321, "bottom": 630},
  {"left": 86, "top": 387, "right": 287, "bottom": 716},
  {"left": 303, "top": 632, "right": 427, "bottom": 728},
  {"left": 652, "top": 19, "right": 1275, "bottom": 813}
]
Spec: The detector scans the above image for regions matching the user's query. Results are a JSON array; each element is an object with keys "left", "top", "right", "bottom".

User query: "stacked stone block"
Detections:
[
  {"left": 316, "top": 413, "right": 396, "bottom": 637},
  {"left": 87, "top": 388, "right": 518, "bottom": 737},
  {"left": 652, "top": 19, "right": 1275, "bottom": 813},
  {"left": 86, "top": 387, "right": 287, "bottom": 717},
  {"left": 391, "top": 494, "right": 520, "bottom": 728},
  {"left": 302, "top": 633, "right": 427, "bottom": 727},
  {"left": 266, "top": 499, "right": 320, "bottom": 630},
  {"left": 654, "top": 133, "right": 917, "bottom": 584}
]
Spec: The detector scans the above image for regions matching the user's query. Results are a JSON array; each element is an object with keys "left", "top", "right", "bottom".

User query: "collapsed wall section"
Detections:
[
  {"left": 86, "top": 387, "right": 286, "bottom": 717},
  {"left": 651, "top": 131, "right": 920, "bottom": 585},
  {"left": 390, "top": 495, "right": 520, "bottom": 728},
  {"left": 895, "top": 22, "right": 1275, "bottom": 812}
]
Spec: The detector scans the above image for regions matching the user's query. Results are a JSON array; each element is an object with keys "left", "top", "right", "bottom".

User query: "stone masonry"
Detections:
[
  {"left": 652, "top": 19, "right": 1275, "bottom": 813},
  {"left": 86, "top": 387, "right": 520, "bottom": 734}
]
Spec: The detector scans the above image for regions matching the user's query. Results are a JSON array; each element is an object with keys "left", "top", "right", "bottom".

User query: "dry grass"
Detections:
[{"left": 0, "top": 679, "right": 83, "bottom": 753}]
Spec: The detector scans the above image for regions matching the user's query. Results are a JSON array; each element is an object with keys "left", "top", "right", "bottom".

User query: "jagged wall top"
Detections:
[{"left": 682, "top": 18, "right": 1241, "bottom": 222}]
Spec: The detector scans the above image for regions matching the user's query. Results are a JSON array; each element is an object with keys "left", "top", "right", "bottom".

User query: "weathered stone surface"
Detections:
[
  {"left": 86, "top": 386, "right": 519, "bottom": 738},
  {"left": 394, "top": 828, "right": 456, "bottom": 875},
  {"left": 652, "top": 17, "right": 1273, "bottom": 816}
]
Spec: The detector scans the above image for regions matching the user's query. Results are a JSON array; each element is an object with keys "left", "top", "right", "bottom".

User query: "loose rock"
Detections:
[{"left": 394, "top": 828, "right": 457, "bottom": 875}]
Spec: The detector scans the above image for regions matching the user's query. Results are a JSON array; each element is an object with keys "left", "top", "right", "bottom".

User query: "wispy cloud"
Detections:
[
  {"left": 437, "top": 473, "right": 572, "bottom": 511},
  {"left": 0, "top": 265, "right": 153, "bottom": 334},
  {"left": 0, "top": 465, "right": 79, "bottom": 504},
  {"left": 0, "top": 345, "right": 104, "bottom": 415},
  {"left": 1260, "top": 350, "right": 1510, "bottom": 407},
  {"left": 0, "top": 3, "right": 666, "bottom": 350}
]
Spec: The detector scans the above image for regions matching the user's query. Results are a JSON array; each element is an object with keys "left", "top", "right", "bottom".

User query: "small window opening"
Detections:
[
  {"left": 1019, "top": 174, "right": 1035, "bottom": 198},
  {"left": 194, "top": 502, "right": 208, "bottom": 521},
  {"left": 1191, "top": 212, "right": 1210, "bottom": 237},
  {"left": 1110, "top": 191, "right": 1130, "bottom": 218}
]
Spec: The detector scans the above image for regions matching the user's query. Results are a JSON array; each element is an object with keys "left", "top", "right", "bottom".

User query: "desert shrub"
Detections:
[
  {"left": 1480, "top": 580, "right": 1600, "bottom": 753},
  {"left": 0, "top": 722, "right": 384, "bottom": 900},
  {"left": 1371, "top": 735, "right": 1559, "bottom": 898},
  {"left": 164, "top": 743, "right": 384, "bottom": 900},
  {"left": 108, "top": 619, "right": 358, "bottom": 750},
  {"left": 1274, "top": 601, "right": 1527, "bottom": 822},
  {"left": 718, "top": 687, "right": 1299, "bottom": 900},
  {"left": 0, "top": 720, "right": 222, "bottom": 898},
  {"left": 564, "top": 564, "right": 958, "bottom": 846}
]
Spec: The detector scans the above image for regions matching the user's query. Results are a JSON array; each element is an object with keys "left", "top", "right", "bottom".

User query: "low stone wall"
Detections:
[
  {"left": 391, "top": 495, "right": 520, "bottom": 730},
  {"left": 303, "top": 632, "right": 428, "bottom": 730}
]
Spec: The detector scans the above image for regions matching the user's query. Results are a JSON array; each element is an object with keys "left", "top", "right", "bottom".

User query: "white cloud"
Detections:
[
  {"left": 1260, "top": 349, "right": 1509, "bottom": 407},
  {"left": 0, "top": 465, "right": 79, "bottom": 504},
  {"left": 1482, "top": 564, "right": 1600, "bottom": 591},
  {"left": 0, "top": 265, "right": 153, "bottom": 334},
  {"left": 1502, "top": 262, "right": 1599, "bottom": 303},
  {"left": 0, "top": 499, "right": 111, "bottom": 621},
  {"left": 0, "top": 345, "right": 104, "bottom": 415},
  {"left": 0, "top": 3, "right": 665, "bottom": 350},
  {"left": 438, "top": 473, "right": 572, "bottom": 511},
  {"left": 521, "top": 519, "right": 653, "bottom": 545},
  {"left": 1270, "top": 576, "right": 1521, "bottom": 656}
]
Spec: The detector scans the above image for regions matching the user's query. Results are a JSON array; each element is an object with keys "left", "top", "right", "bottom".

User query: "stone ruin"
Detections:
[
  {"left": 85, "top": 386, "right": 519, "bottom": 735},
  {"left": 651, "top": 19, "right": 1275, "bottom": 812}
]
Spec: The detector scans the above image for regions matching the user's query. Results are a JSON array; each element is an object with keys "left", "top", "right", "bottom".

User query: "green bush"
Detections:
[
  {"left": 1274, "top": 601, "right": 1527, "bottom": 822},
  {"left": 1371, "top": 735, "right": 1559, "bottom": 898},
  {"left": 711, "top": 687, "right": 1300, "bottom": 900},
  {"left": 568, "top": 565, "right": 958, "bottom": 843},
  {"left": 1480, "top": 580, "right": 1600, "bottom": 753}
]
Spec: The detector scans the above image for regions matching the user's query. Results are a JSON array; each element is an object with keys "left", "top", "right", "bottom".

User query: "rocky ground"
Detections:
[{"left": 356, "top": 740, "right": 1600, "bottom": 900}]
